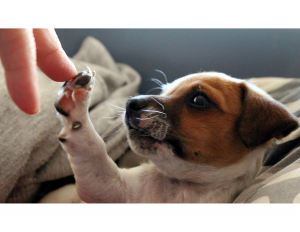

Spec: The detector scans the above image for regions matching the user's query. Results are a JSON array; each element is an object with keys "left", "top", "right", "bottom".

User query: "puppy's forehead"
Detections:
[
  {"left": 160, "top": 72, "right": 249, "bottom": 115},
  {"left": 161, "top": 72, "right": 243, "bottom": 96}
]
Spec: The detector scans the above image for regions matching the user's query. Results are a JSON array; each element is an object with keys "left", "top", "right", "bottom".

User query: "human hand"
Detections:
[{"left": 0, "top": 28, "right": 77, "bottom": 114}]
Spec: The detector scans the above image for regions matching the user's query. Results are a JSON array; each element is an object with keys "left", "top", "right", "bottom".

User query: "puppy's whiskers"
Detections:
[
  {"left": 135, "top": 117, "right": 152, "bottom": 120},
  {"left": 150, "top": 78, "right": 164, "bottom": 87},
  {"left": 155, "top": 69, "right": 169, "bottom": 85},
  {"left": 107, "top": 120, "right": 124, "bottom": 131},
  {"left": 102, "top": 114, "right": 123, "bottom": 119},
  {"left": 103, "top": 120, "right": 125, "bottom": 141},
  {"left": 142, "top": 109, "right": 166, "bottom": 115},
  {"left": 110, "top": 104, "right": 125, "bottom": 110},
  {"left": 151, "top": 97, "right": 165, "bottom": 112},
  {"left": 136, "top": 114, "right": 161, "bottom": 121},
  {"left": 146, "top": 87, "right": 163, "bottom": 95}
]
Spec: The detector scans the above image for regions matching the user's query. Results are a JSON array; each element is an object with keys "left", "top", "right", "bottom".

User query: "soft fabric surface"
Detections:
[
  {"left": 234, "top": 77, "right": 300, "bottom": 203},
  {"left": 0, "top": 37, "right": 141, "bottom": 203}
]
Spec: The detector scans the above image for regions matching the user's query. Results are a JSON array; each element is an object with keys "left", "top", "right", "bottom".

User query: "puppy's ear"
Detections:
[{"left": 238, "top": 83, "right": 299, "bottom": 148}]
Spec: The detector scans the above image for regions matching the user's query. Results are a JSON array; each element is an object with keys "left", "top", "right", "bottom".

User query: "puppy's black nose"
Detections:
[{"left": 126, "top": 98, "right": 148, "bottom": 112}]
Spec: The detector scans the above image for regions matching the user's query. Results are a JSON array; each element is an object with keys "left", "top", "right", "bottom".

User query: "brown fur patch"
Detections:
[
  {"left": 156, "top": 74, "right": 298, "bottom": 167},
  {"left": 238, "top": 83, "right": 299, "bottom": 148}
]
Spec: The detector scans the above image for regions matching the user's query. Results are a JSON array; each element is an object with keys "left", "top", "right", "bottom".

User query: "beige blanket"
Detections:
[{"left": 0, "top": 37, "right": 141, "bottom": 203}]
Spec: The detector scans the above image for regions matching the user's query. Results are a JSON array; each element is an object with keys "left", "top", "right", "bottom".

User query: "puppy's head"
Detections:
[{"left": 125, "top": 72, "right": 299, "bottom": 168}]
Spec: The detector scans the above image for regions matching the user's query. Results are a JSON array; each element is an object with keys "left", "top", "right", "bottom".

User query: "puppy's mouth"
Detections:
[
  {"left": 125, "top": 112, "right": 169, "bottom": 143},
  {"left": 128, "top": 126, "right": 161, "bottom": 143}
]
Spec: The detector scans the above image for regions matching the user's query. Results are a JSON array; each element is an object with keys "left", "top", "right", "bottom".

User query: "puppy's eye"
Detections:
[{"left": 190, "top": 94, "right": 211, "bottom": 108}]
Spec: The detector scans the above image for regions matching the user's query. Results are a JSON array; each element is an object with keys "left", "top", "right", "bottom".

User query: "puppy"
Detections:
[{"left": 49, "top": 69, "right": 299, "bottom": 203}]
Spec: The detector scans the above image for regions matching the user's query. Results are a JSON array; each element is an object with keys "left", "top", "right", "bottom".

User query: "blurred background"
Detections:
[{"left": 56, "top": 29, "right": 300, "bottom": 94}]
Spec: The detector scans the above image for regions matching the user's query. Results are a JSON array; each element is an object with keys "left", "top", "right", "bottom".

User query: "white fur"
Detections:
[
  {"left": 162, "top": 71, "right": 271, "bottom": 99},
  {"left": 117, "top": 145, "right": 265, "bottom": 203}
]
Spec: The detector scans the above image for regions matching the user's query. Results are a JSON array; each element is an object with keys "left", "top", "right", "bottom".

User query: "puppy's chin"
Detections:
[{"left": 126, "top": 126, "right": 167, "bottom": 157}]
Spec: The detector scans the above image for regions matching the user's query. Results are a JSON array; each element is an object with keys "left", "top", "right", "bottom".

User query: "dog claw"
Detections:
[
  {"left": 71, "top": 92, "right": 76, "bottom": 102},
  {"left": 87, "top": 66, "right": 92, "bottom": 74}
]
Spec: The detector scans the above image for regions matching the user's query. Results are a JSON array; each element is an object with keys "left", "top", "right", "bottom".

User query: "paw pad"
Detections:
[{"left": 72, "top": 122, "right": 82, "bottom": 130}]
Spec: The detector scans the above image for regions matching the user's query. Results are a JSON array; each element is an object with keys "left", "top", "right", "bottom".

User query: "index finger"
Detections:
[{"left": 33, "top": 29, "right": 77, "bottom": 82}]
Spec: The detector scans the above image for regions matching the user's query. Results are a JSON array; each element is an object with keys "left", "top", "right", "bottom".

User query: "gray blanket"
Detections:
[{"left": 0, "top": 37, "right": 141, "bottom": 203}]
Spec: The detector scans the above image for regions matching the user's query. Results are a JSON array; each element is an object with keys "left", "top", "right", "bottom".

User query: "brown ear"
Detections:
[{"left": 238, "top": 83, "right": 299, "bottom": 148}]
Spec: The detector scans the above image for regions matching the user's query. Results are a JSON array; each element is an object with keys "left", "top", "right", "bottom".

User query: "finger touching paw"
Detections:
[{"left": 54, "top": 67, "right": 95, "bottom": 117}]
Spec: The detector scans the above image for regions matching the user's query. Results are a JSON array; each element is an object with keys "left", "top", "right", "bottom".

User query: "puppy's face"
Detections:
[{"left": 125, "top": 72, "right": 298, "bottom": 168}]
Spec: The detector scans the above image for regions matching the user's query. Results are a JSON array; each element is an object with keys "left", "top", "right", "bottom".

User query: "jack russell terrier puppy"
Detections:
[{"left": 43, "top": 68, "right": 299, "bottom": 203}]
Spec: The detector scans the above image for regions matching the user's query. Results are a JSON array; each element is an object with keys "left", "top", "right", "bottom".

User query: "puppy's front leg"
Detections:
[{"left": 55, "top": 68, "right": 127, "bottom": 203}]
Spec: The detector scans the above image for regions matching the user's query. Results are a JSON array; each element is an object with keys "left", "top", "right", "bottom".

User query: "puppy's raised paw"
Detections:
[{"left": 54, "top": 67, "right": 96, "bottom": 118}]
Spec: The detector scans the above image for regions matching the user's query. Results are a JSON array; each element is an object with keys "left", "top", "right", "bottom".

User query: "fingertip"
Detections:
[
  {"left": 10, "top": 86, "right": 40, "bottom": 115},
  {"left": 38, "top": 48, "right": 77, "bottom": 82},
  {"left": 34, "top": 29, "right": 77, "bottom": 82},
  {"left": 56, "top": 55, "right": 77, "bottom": 80},
  {"left": 23, "top": 105, "right": 40, "bottom": 115},
  {"left": 9, "top": 88, "right": 40, "bottom": 115}
]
